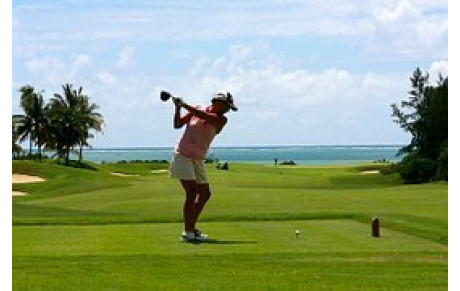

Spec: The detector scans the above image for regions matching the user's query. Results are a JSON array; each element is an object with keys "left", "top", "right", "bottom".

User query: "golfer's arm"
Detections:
[
  {"left": 182, "top": 104, "right": 225, "bottom": 127},
  {"left": 174, "top": 108, "right": 192, "bottom": 129}
]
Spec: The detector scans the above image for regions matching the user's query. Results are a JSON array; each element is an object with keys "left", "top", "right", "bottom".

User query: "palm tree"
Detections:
[
  {"left": 16, "top": 85, "right": 48, "bottom": 161},
  {"left": 31, "top": 94, "right": 48, "bottom": 162},
  {"left": 12, "top": 115, "right": 24, "bottom": 157},
  {"left": 16, "top": 86, "right": 34, "bottom": 156},
  {"left": 47, "top": 83, "right": 103, "bottom": 165},
  {"left": 76, "top": 94, "right": 104, "bottom": 162},
  {"left": 47, "top": 84, "right": 81, "bottom": 165}
]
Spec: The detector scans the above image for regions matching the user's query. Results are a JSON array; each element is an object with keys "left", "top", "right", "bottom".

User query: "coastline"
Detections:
[
  {"left": 82, "top": 144, "right": 405, "bottom": 150},
  {"left": 26, "top": 145, "right": 403, "bottom": 165}
]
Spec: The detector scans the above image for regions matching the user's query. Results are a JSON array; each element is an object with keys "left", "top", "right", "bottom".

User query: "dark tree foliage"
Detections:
[{"left": 391, "top": 68, "right": 448, "bottom": 183}]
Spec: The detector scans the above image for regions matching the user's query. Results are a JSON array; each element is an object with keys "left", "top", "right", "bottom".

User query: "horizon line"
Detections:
[
  {"left": 88, "top": 143, "right": 406, "bottom": 149},
  {"left": 22, "top": 143, "right": 406, "bottom": 151}
]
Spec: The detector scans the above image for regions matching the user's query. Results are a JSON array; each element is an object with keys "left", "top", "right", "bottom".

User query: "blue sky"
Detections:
[{"left": 12, "top": 0, "right": 448, "bottom": 147}]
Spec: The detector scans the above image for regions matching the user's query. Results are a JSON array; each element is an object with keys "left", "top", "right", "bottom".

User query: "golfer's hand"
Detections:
[{"left": 172, "top": 97, "right": 185, "bottom": 107}]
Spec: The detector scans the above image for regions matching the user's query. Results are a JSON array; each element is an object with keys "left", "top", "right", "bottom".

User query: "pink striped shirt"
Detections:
[{"left": 174, "top": 107, "right": 218, "bottom": 160}]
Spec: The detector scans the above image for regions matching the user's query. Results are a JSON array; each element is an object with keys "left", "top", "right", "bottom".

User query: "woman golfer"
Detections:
[{"left": 170, "top": 90, "right": 237, "bottom": 242}]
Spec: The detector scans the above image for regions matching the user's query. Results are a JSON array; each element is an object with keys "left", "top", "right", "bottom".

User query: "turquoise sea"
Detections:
[{"left": 73, "top": 145, "right": 403, "bottom": 165}]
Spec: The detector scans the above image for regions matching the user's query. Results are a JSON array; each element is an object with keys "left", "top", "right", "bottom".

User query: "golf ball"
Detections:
[{"left": 295, "top": 230, "right": 301, "bottom": 238}]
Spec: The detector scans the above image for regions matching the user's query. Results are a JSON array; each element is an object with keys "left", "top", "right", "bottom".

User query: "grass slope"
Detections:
[{"left": 12, "top": 160, "right": 447, "bottom": 290}]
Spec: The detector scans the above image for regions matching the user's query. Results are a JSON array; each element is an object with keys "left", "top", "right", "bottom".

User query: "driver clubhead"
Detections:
[{"left": 160, "top": 91, "right": 172, "bottom": 102}]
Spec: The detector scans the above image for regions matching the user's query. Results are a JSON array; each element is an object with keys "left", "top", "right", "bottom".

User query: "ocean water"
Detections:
[{"left": 73, "top": 145, "right": 403, "bottom": 165}]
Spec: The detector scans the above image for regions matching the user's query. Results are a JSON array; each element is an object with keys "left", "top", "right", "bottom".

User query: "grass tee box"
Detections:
[
  {"left": 13, "top": 221, "right": 446, "bottom": 290},
  {"left": 12, "top": 160, "right": 447, "bottom": 290}
]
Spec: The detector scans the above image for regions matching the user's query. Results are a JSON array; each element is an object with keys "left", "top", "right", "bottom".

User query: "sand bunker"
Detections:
[
  {"left": 12, "top": 174, "right": 45, "bottom": 197},
  {"left": 151, "top": 169, "right": 168, "bottom": 174},
  {"left": 12, "top": 174, "right": 45, "bottom": 183},
  {"left": 12, "top": 191, "right": 28, "bottom": 196},
  {"left": 360, "top": 170, "right": 380, "bottom": 175},
  {"left": 110, "top": 172, "right": 140, "bottom": 177}
]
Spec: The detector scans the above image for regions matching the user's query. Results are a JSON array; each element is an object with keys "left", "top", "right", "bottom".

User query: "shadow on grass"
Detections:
[
  {"left": 184, "top": 239, "right": 258, "bottom": 245},
  {"left": 58, "top": 160, "right": 98, "bottom": 171}
]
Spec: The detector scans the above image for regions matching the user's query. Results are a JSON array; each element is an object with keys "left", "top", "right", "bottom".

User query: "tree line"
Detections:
[
  {"left": 391, "top": 67, "right": 448, "bottom": 183},
  {"left": 12, "top": 83, "right": 104, "bottom": 165}
]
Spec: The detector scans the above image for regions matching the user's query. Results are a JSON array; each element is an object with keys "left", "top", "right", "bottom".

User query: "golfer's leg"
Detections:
[
  {"left": 192, "top": 183, "right": 211, "bottom": 228},
  {"left": 180, "top": 180, "right": 197, "bottom": 232}
]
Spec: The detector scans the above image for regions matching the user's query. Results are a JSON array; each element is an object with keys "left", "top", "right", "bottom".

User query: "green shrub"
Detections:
[
  {"left": 380, "top": 163, "right": 399, "bottom": 175},
  {"left": 435, "top": 146, "right": 448, "bottom": 181},
  {"left": 280, "top": 160, "right": 296, "bottom": 165},
  {"left": 399, "top": 152, "right": 437, "bottom": 183}
]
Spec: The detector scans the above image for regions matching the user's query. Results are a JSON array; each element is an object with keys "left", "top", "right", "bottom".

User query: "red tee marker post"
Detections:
[{"left": 372, "top": 217, "right": 380, "bottom": 238}]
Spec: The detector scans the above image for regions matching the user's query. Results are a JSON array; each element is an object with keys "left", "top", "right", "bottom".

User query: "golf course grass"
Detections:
[{"left": 12, "top": 160, "right": 447, "bottom": 290}]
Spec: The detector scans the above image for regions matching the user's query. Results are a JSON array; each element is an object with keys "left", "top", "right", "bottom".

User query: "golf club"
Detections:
[
  {"left": 160, "top": 91, "right": 185, "bottom": 108},
  {"left": 160, "top": 90, "right": 184, "bottom": 101},
  {"left": 160, "top": 90, "right": 174, "bottom": 102}
]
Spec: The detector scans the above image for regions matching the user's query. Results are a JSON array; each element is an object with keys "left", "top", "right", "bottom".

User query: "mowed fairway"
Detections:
[{"left": 12, "top": 161, "right": 447, "bottom": 290}]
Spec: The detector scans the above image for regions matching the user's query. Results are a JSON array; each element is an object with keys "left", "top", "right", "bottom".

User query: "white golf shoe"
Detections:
[
  {"left": 180, "top": 229, "right": 208, "bottom": 242},
  {"left": 194, "top": 229, "right": 208, "bottom": 241}
]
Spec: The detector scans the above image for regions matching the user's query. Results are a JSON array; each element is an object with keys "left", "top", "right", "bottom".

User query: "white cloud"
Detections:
[
  {"left": 67, "top": 43, "right": 398, "bottom": 147},
  {"left": 73, "top": 54, "right": 91, "bottom": 67},
  {"left": 112, "top": 47, "right": 135, "bottom": 68},
  {"left": 174, "top": 44, "right": 410, "bottom": 146},
  {"left": 97, "top": 72, "right": 117, "bottom": 85},
  {"left": 25, "top": 57, "right": 67, "bottom": 85},
  {"left": 368, "top": 0, "right": 448, "bottom": 57},
  {"left": 183, "top": 46, "right": 373, "bottom": 109},
  {"left": 23, "top": 55, "right": 92, "bottom": 86},
  {"left": 428, "top": 59, "right": 448, "bottom": 82},
  {"left": 374, "top": 0, "right": 420, "bottom": 23},
  {"left": 13, "top": 1, "right": 447, "bottom": 60}
]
